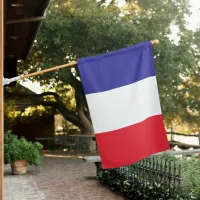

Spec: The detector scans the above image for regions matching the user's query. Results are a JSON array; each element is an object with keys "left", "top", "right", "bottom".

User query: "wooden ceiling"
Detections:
[{"left": 4, "top": 0, "right": 50, "bottom": 60}]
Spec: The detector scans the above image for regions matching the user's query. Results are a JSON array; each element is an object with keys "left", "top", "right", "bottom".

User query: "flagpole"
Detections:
[
  {"left": 3, "top": 40, "right": 159, "bottom": 85},
  {"left": 20, "top": 61, "right": 77, "bottom": 79}
]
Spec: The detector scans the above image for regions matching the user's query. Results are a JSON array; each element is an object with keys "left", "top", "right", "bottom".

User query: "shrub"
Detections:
[
  {"left": 159, "top": 153, "right": 200, "bottom": 199},
  {"left": 98, "top": 154, "right": 200, "bottom": 200},
  {"left": 98, "top": 166, "right": 177, "bottom": 199},
  {"left": 4, "top": 131, "right": 43, "bottom": 166}
]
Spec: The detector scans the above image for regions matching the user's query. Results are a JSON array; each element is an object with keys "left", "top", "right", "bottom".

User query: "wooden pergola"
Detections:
[{"left": 0, "top": 0, "right": 50, "bottom": 197}]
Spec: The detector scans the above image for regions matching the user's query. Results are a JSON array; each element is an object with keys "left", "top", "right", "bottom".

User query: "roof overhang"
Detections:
[{"left": 4, "top": 0, "right": 50, "bottom": 60}]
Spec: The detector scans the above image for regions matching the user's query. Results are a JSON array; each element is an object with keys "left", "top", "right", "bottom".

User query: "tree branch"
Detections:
[
  {"left": 34, "top": 98, "right": 85, "bottom": 130},
  {"left": 5, "top": 86, "right": 85, "bottom": 130},
  {"left": 34, "top": 100, "right": 58, "bottom": 108},
  {"left": 4, "top": 89, "right": 60, "bottom": 100},
  {"left": 191, "top": 50, "right": 200, "bottom": 68},
  {"left": 37, "top": 92, "right": 60, "bottom": 99}
]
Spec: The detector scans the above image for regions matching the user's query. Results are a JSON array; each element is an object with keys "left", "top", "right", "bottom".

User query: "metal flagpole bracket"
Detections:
[
  {"left": 151, "top": 40, "right": 159, "bottom": 45},
  {"left": 3, "top": 76, "right": 21, "bottom": 86}
]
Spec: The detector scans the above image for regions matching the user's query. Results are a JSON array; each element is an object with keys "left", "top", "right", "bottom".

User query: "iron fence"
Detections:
[
  {"left": 54, "top": 135, "right": 97, "bottom": 154},
  {"left": 97, "top": 157, "right": 181, "bottom": 199}
]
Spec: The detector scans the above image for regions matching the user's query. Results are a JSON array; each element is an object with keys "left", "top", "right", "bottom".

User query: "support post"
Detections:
[
  {"left": 95, "top": 162, "right": 101, "bottom": 176},
  {"left": 171, "top": 127, "right": 174, "bottom": 142},
  {"left": 0, "top": 0, "right": 4, "bottom": 198}
]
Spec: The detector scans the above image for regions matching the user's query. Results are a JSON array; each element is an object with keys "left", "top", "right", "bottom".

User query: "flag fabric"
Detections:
[{"left": 77, "top": 41, "right": 169, "bottom": 169}]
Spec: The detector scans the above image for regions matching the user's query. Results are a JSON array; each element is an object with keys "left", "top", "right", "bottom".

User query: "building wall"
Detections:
[{"left": 10, "top": 115, "right": 55, "bottom": 149}]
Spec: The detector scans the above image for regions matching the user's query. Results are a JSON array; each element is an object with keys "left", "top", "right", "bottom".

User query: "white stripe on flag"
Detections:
[{"left": 86, "top": 76, "right": 162, "bottom": 133}]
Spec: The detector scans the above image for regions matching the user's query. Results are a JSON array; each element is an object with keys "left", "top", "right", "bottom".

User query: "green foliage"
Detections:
[
  {"left": 98, "top": 165, "right": 178, "bottom": 199},
  {"left": 4, "top": 131, "right": 43, "bottom": 166},
  {"left": 4, "top": 84, "right": 55, "bottom": 131},
  {"left": 98, "top": 154, "right": 200, "bottom": 199},
  {"left": 17, "top": 0, "right": 200, "bottom": 131},
  {"left": 176, "top": 156, "right": 200, "bottom": 199},
  {"left": 157, "top": 153, "right": 200, "bottom": 199}
]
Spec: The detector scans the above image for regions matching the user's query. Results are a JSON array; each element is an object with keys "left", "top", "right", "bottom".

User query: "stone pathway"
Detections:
[{"left": 4, "top": 156, "right": 124, "bottom": 200}]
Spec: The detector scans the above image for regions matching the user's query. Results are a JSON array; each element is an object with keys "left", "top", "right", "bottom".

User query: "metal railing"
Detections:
[
  {"left": 97, "top": 157, "right": 181, "bottom": 199},
  {"left": 167, "top": 131, "right": 200, "bottom": 146},
  {"left": 54, "top": 135, "right": 97, "bottom": 154}
]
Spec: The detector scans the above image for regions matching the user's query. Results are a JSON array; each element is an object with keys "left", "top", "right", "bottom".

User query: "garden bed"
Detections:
[{"left": 97, "top": 153, "right": 200, "bottom": 200}]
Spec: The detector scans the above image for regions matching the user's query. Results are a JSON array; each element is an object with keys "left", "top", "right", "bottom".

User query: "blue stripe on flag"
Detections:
[{"left": 77, "top": 41, "right": 155, "bottom": 95}]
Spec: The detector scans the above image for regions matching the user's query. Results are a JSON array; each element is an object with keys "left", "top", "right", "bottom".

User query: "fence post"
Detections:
[
  {"left": 199, "top": 130, "right": 200, "bottom": 145},
  {"left": 171, "top": 127, "right": 174, "bottom": 141}
]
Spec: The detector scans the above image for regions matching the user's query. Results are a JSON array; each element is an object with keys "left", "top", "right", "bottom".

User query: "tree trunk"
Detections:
[{"left": 77, "top": 106, "right": 94, "bottom": 135}]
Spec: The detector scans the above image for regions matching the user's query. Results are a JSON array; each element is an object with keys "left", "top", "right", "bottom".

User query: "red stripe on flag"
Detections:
[{"left": 96, "top": 115, "right": 169, "bottom": 169}]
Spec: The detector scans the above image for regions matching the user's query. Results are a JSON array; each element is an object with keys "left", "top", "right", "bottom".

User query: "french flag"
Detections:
[{"left": 77, "top": 41, "right": 169, "bottom": 169}]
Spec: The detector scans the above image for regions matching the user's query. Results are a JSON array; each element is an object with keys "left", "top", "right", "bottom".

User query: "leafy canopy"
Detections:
[{"left": 17, "top": 0, "right": 200, "bottom": 131}]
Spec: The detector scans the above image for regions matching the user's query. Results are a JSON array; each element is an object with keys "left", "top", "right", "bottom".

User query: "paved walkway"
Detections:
[{"left": 4, "top": 156, "right": 124, "bottom": 200}]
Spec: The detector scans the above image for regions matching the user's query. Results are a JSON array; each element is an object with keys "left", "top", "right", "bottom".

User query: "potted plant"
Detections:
[{"left": 4, "top": 131, "right": 43, "bottom": 175}]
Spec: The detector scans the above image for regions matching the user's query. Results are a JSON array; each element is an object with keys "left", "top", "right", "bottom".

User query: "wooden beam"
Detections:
[
  {"left": 0, "top": 0, "right": 3, "bottom": 198},
  {"left": 6, "top": 16, "right": 45, "bottom": 25}
]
